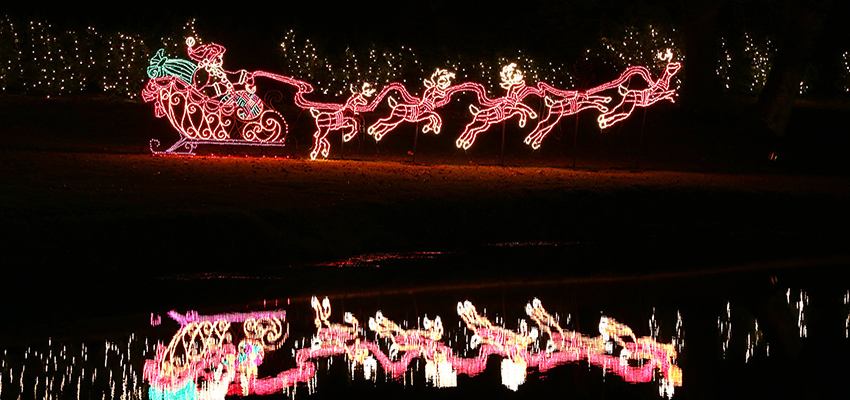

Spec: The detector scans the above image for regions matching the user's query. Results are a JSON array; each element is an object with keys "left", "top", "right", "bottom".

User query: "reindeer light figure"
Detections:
[
  {"left": 367, "top": 69, "right": 456, "bottom": 141},
  {"left": 524, "top": 89, "right": 612, "bottom": 150},
  {"left": 309, "top": 83, "right": 376, "bottom": 160},
  {"left": 455, "top": 63, "right": 539, "bottom": 150},
  {"left": 597, "top": 50, "right": 681, "bottom": 129}
]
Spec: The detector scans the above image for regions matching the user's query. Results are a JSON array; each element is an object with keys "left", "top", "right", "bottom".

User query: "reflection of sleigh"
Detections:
[{"left": 142, "top": 76, "right": 288, "bottom": 155}]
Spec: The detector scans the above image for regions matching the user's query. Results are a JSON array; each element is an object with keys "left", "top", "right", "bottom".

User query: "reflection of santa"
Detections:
[
  {"left": 236, "top": 340, "right": 264, "bottom": 396},
  {"left": 185, "top": 37, "right": 254, "bottom": 99}
]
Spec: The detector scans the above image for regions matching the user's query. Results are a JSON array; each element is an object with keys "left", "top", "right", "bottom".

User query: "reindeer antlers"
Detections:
[
  {"left": 499, "top": 63, "right": 525, "bottom": 89},
  {"left": 350, "top": 82, "right": 376, "bottom": 97}
]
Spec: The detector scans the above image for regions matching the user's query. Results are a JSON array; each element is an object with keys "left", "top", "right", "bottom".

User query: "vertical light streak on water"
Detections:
[
  {"left": 649, "top": 307, "right": 659, "bottom": 341},
  {"left": 844, "top": 290, "right": 849, "bottom": 339},
  {"left": 719, "top": 301, "right": 731, "bottom": 359},
  {"left": 790, "top": 290, "right": 808, "bottom": 338},
  {"left": 673, "top": 310, "right": 684, "bottom": 353},
  {"left": 745, "top": 318, "right": 762, "bottom": 363},
  {"left": 19, "top": 364, "right": 24, "bottom": 397}
]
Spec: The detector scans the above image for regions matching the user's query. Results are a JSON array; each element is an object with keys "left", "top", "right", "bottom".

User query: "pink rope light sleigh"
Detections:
[
  {"left": 143, "top": 39, "right": 680, "bottom": 159},
  {"left": 143, "top": 38, "right": 289, "bottom": 155},
  {"left": 144, "top": 297, "right": 682, "bottom": 399}
]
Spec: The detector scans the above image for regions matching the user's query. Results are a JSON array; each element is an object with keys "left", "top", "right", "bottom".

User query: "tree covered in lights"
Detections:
[{"left": 1, "top": 6, "right": 848, "bottom": 111}]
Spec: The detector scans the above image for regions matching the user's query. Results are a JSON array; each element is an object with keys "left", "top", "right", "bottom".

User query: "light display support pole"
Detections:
[
  {"left": 636, "top": 107, "right": 647, "bottom": 170},
  {"left": 500, "top": 121, "right": 506, "bottom": 166},
  {"left": 573, "top": 116, "right": 579, "bottom": 169},
  {"left": 413, "top": 121, "right": 419, "bottom": 164}
]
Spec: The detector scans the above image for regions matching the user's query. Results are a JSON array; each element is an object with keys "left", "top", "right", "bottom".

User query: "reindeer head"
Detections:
[
  {"left": 311, "top": 296, "right": 332, "bottom": 328},
  {"left": 665, "top": 62, "right": 682, "bottom": 76},
  {"left": 657, "top": 48, "right": 673, "bottom": 63},
  {"left": 348, "top": 82, "right": 376, "bottom": 107},
  {"left": 499, "top": 63, "right": 525, "bottom": 89},
  {"left": 424, "top": 69, "right": 456, "bottom": 90},
  {"left": 422, "top": 315, "right": 444, "bottom": 340},
  {"left": 350, "top": 82, "right": 376, "bottom": 97}
]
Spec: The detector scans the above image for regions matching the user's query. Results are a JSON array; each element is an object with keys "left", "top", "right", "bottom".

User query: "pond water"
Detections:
[{"left": 1, "top": 245, "right": 848, "bottom": 400}]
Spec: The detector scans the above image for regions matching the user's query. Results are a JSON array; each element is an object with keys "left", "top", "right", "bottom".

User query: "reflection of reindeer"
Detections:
[
  {"left": 524, "top": 91, "right": 611, "bottom": 150},
  {"left": 597, "top": 62, "right": 681, "bottom": 129},
  {"left": 456, "top": 64, "right": 538, "bottom": 150},
  {"left": 457, "top": 300, "right": 538, "bottom": 361},
  {"left": 367, "top": 69, "right": 456, "bottom": 140},
  {"left": 144, "top": 298, "right": 682, "bottom": 397},
  {"left": 309, "top": 83, "right": 375, "bottom": 160},
  {"left": 309, "top": 296, "right": 370, "bottom": 364},
  {"left": 369, "top": 311, "right": 444, "bottom": 360}
]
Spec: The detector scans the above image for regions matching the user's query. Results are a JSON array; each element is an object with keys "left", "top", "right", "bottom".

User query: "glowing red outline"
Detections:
[
  {"left": 306, "top": 83, "right": 376, "bottom": 160},
  {"left": 142, "top": 39, "right": 288, "bottom": 155},
  {"left": 454, "top": 63, "right": 541, "bottom": 150},
  {"left": 144, "top": 41, "right": 681, "bottom": 159},
  {"left": 145, "top": 298, "right": 682, "bottom": 398},
  {"left": 367, "top": 69, "right": 456, "bottom": 141}
]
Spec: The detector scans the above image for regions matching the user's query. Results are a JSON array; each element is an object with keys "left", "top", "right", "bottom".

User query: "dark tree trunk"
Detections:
[
  {"left": 678, "top": 0, "right": 724, "bottom": 110},
  {"left": 757, "top": 0, "right": 830, "bottom": 137}
]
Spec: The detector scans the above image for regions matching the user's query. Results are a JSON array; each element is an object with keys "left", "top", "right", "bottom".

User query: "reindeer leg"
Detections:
[
  {"left": 342, "top": 121, "right": 358, "bottom": 142},
  {"left": 525, "top": 111, "right": 561, "bottom": 149},
  {"left": 598, "top": 99, "right": 636, "bottom": 129},
  {"left": 456, "top": 120, "right": 481, "bottom": 149},
  {"left": 426, "top": 113, "right": 442, "bottom": 134},
  {"left": 311, "top": 127, "right": 330, "bottom": 160},
  {"left": 459, "top": 123, "right": 490, "bottom": 150},
  {"left": 371, "top": 118, "right": 402, "bottom": 141}
]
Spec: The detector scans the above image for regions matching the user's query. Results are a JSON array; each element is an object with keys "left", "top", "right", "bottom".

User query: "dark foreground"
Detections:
[
  {"left": 1, "top": 96, "right": 850, "bottom": 335},
  {"left": 1, "top": 97, "right": 850, "bottom": 399}
]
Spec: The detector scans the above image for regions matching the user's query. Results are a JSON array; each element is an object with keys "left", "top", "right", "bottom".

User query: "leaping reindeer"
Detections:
[
  {"left": 596, "top": 53, "right": 681, "bottom": 129},
  {"left": 524, "top": 88, "right": 611, "bottom": 150},
  {"left": 308, "top": 83, "right": 376, "bottom": 160},
  {"left": 367, "top": 69, "right": 456, "bottom": 141},
  {"left": 455, "top": 64, "right": 539, "bottom": 150}
]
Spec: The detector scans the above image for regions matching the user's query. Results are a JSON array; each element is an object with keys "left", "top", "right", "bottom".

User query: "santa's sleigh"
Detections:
[{"left": 142, "top": 74, "right": 288, "bottom": 156}]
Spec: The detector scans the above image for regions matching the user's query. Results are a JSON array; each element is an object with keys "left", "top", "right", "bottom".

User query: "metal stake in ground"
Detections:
[
  {"left": 636, "top": 107, "right": 647, "bottom": 170},
  {"left": 413, "top": 121, "right": 419, "bottom": 164},
  {"left": 573, "top": 115, "right": 580, "bottom": 169},
  {"left": 500, "top": 121, "right": 506, "bottom": 166}
]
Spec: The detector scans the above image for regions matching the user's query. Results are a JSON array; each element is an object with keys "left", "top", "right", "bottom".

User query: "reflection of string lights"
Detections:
[
  {"left": 788, "top": 289, "right": 809, "bottom": 338},
  {"left": 719, "top": 301, "right": 731, "bottom": 359},
  {"left": 844, "top": 290, "right": 850, "bottom": 339},
  {"left": 144, "top": 298, "right": 681, "bottom": 398}
]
